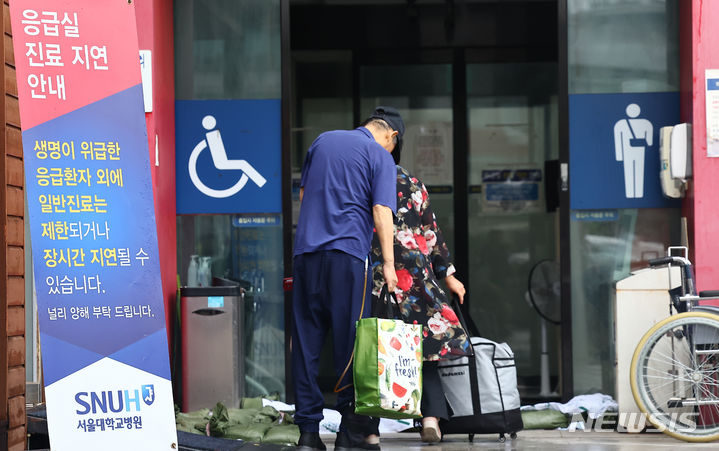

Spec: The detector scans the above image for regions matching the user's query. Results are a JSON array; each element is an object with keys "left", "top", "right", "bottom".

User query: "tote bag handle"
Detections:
[
  {"left": 372, "top": 284, "right": 401, "bottom": 319},
  {"left": 451, "top": 294, "right": 480, "bottom": 338}
]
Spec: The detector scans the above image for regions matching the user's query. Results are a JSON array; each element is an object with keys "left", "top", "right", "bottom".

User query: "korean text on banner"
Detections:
[{"left": 9, "top": 1, "right": 177, "bottom": 450}]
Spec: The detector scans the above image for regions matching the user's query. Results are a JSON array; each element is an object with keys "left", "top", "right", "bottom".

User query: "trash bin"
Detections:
[
  {"left": 614, "top": 265, "right": 680, "bottom": 426},
  {"left": 181, "top": 285, "right": 244, "bottom": 412}
]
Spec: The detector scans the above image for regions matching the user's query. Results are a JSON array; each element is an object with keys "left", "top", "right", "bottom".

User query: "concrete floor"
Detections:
[{"left": 317, "top": 430, "right": 719, "bottom": 450}]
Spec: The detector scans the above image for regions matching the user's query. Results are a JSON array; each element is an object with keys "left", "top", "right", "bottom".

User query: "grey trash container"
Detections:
[{"left": 181, "top": 285, "right": 244, "bottom": 412}]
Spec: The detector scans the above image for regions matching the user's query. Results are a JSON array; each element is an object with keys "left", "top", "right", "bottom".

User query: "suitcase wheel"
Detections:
[
  {"left": 498, "top": 433, "right": 506, "bottom": 443},
  {"left": 510, "top": 432, "right": 518, "bottom": 440},
  {"left": 468, "top": 433, "right": 474, "bottom": 442}
]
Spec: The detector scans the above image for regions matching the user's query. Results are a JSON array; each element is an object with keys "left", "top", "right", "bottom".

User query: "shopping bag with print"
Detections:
[{"left": 353, "top": 285, "right": 422, "bottom": 419}]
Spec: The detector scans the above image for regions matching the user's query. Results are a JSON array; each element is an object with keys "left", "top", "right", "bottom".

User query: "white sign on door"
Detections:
[
  {"left": 705, "top": 69, "right": 719, "bottom": 157},
  {"left": 140, "top": 50, "right": 152, "bottom": 113}
]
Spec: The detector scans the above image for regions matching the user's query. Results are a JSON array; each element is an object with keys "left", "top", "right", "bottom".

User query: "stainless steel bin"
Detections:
[{"left": 181, "top": 285, "right": 244, "bottom": 412}]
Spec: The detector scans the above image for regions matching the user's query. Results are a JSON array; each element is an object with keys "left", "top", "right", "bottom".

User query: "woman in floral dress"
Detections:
[{"left": 370, "top": 165, "right": 470, "bottom": 442}]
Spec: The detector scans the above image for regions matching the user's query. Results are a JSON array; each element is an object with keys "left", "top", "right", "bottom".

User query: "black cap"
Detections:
[
  {"left": 369, "top": 106, "right": 405, "bottom": 163},
  {"left": 369, "top": 106, "right": 405, "bottom": 138}
]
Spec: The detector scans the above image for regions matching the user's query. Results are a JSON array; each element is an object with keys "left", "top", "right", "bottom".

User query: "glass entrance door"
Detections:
[
  {"left": 359, "top": 64, "right": 455, "bottom": 253},
  {"left": 466, "top": 62, "right": 560, "bottom": 398},
  {"left": 360, "top": 61, "right": 561, "bottom": 398},
  {"left": 291, "top": 58, "right": 561, "bottom": 402}
]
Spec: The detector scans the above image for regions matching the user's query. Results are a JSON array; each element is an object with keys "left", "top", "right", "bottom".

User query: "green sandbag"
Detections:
[
  {"left": 227, "top": 408, "right": 259, "bottom": 425},
  {"left": 223, "top": 423, "right": 272, "bottom": 441},
  {"left": 209, "top": 402, "right": 230, "bottom": 436},
  {"left": 176, "top": 408, "right": 211, "bottom": 434},
  {"left": 241, "top": 397, "right": 265, "bottom": 410},
  {"left": 521, "top": 409, "right": 570, "bottom": 430},
  {"left": 252, "top": 406, "right": 280, "bottom": 424},
  {"left": 176, "top": 421, "right": 203, "bottom": 435},
  {"left": 176, "top": 408, "right": 211, "bottom": 423},
  {"left": 279, "top": 411, "right": 294, "bottom": 425},
  {"left": 174, "top": 408, "right": 211, "bottom": 435},
  {"left": 262, "top": 424, "right": 300, "bottom": 445},
  {"left": 193, "top": 421, "right": 209, "bottom": 434}
]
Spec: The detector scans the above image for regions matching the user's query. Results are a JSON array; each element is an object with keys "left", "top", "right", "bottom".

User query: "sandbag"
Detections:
[
  {"left": 241, "top": 397, "right": 265, "bottom": 410},
  {"left": 176, "top": 421, "right": 200, "bottom": 434},
  {"left": 262, "top": 424, "right": 300, "bottom": 445},
  {"left": 223, "top": 423, "right": 272, "bottom": 441},
  {"left": 209, "top": 403, "right": 230, "bottom": 436},
  {"left": 520, "top": 409, "right": 570, "bottom": 430},
  {"left": 175, "top": 408, "right": 212, "bottom": 436},
  {"left": 252, "top": 406, "right": 280, "bottom": 423},
  {"left": 227, "top": 408, "right": 259, "bottom": 425}
]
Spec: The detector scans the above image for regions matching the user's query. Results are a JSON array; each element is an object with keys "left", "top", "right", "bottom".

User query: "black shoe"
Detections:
[
  {"left": 297, "top": 431, "right": 326, "bottom": 451},
  {"left": 334, "top": 430, "right": 381, "bottom": 451}
]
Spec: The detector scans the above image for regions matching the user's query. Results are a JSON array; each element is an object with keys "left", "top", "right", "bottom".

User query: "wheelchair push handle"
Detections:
[
  {"left": 648, "top": 255, "right": 696, "bottom": 297},
  {"left": 648, "top": 256, "right": 691, "bottom": 267}
]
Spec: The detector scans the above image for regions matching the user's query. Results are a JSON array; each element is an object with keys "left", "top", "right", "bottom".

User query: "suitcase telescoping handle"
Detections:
[{"left": 372, "top": 284, "right": 402, "bottom": 319}]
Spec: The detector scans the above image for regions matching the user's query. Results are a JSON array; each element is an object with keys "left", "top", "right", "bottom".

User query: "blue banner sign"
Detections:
[
  {"left": 176, "top": 99, "right": 281, "bottom": 214},
  {"left": 10, "top": 1, "right": 176, "bottom": 448},
  {"left": 569, "top": 92, "right": 681, "bottom": 210}
]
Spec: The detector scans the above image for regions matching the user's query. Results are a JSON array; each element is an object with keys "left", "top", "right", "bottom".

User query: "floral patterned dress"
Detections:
[{"left": 370, "top": 166, "right": 470, "bottom": 361}]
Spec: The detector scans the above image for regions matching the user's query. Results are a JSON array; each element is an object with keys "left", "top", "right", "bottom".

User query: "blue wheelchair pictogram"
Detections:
[{"left": 188, "top": 115, "right": 266, "bottom": 198}]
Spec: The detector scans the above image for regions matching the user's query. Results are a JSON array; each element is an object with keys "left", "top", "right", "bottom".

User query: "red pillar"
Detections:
[
  {"left": 135, "top": 0, "right": 177, "bottom": 346},
  {"left": 684, "top": 0, "right": 719, "bottom": 292}
]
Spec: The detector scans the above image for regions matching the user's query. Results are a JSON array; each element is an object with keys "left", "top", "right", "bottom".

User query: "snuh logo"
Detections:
[
  {"left": 142, "top": 384, "right": 155, "bottom": 406},
  {"left": 75, "top": 384, "right": 156, "bottom": 415}
]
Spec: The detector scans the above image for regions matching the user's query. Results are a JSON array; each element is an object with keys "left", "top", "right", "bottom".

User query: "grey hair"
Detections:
[
  {"left": 360, "top": 117, "right": 392, "bottom": 132},
  {"left": 360, "top": 118, "right": 397, "bottom": 146}
]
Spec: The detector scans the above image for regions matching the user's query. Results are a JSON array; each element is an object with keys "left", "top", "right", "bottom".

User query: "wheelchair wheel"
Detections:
[{"left": 631, "top": 312, "right": 719, "bottom": 442}]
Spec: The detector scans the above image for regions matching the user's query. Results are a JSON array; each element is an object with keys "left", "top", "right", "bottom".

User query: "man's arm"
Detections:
[
  {"left": 643, "top": 121, "right": 654, "bottom": 146},
  {"left": 614, "top": 123, "right": 624, "bottom": 161},
  {"left": 373, "top": 204, "right": 398, "bottom": 292}
]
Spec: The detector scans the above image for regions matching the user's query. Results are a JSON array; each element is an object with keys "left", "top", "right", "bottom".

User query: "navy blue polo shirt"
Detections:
[{"left": 294, "top": 127, "right": 397, "bottom": 261}]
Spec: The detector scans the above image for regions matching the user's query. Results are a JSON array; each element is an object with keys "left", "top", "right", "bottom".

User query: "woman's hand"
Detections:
[
  {"left": 383, "top": 261, "right": 398, "bottom": 293},
  {"left": 445, "top": 274, "right": 465, "bottom": 304}
]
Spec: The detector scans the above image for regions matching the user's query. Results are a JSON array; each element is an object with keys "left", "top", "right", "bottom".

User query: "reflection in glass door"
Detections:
[{"left": 466, "top": 63, "right": 559, "bottom": 397}]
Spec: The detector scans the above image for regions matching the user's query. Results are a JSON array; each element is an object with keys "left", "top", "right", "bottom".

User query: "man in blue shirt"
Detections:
[{"left": 293, "top": 107, "right": 404, "bottom": 451}]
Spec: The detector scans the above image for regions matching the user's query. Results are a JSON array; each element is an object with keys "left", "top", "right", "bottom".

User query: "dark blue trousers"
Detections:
[{"left": 291, "top": 250, "right": 372, "bottom": 433}]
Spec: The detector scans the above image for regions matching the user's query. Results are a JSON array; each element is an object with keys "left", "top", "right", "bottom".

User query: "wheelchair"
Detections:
[{"left": 631, "top": 254, "right": 719, "bottom": 442}]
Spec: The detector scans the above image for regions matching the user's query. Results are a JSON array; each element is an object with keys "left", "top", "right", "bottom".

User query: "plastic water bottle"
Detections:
[
  {"left": 199, "top": 256, "right": 212, "bottom": 287},
  {"left": 187, "top": 255, "right": 199, "bottom": 286}
]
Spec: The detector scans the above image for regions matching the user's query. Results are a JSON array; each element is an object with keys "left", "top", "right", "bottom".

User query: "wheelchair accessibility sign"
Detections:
[{"left": 176, "top": 100, "right": 281, "bottom": 214}]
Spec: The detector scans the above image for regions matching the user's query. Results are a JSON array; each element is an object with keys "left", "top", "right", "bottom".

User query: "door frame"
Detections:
[
  {"left": 351, "top": 49, "right": 476, "bottom": 333},
  {"left": 281, "top": 0, "right": 572, "bottom": 402},
  {"left": 280, "top": 0, "right": 293, "bottom": 402},
  {"left": 557, "top": 0, "right": 573, "bottom": 402}
]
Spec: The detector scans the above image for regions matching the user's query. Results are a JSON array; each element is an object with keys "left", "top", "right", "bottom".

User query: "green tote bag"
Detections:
[{"left": 353, "top": 286, "right": 422, "bottom": 419}]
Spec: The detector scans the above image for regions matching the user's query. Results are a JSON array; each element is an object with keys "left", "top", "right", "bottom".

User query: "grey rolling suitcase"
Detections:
[{"left": 437, "top": 299, "right": 523, "bottom": 442}]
